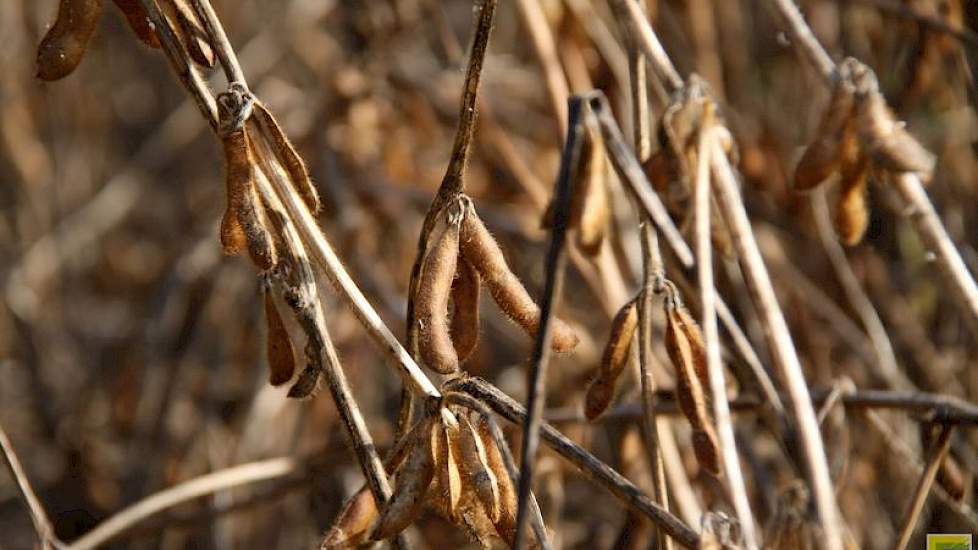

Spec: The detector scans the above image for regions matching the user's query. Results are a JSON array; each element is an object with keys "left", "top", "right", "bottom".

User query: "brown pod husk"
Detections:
[
  {"left": 834, "top": 159, "right": 870, "bottom": 246},
  {"left": 320, "top": 485, "right": 377, "bottom": 550},
  {"left": 572, "top": 124, "right": 609, "bottom": 255},
  {"left": 857, "top": 91, "right": 935, "bottom": 178},
  {"left": 584, "top": 297, "right": 639, "bottom": 420},
  {"left": 417, "top": 210, "right": 461, "bottom": 374},
  {"left": 111, "top": 0, "right": 160, "bottom": 47},
  {"left": 373, "top": 416, "right": 437, "bottom": 540},
  {"left": 642, "top": 150, "right": 677, "bottom": 195},
  {"left": 454, "top": 414, "right": 501, "bottom": 523},
  {"left": 252, "top": 100, "right": 321, "bottom": 212},
  {"left": 264, "top": 290, "right": 295, "bottom": 386},
  {"left": 165, "top": 0, "right": 215, "bottom": 68},
  {"left": 220, "top": 127, "right": 277, "bottom": 270},
  {"left": 450, "top": 258, "right": 481, "bottom": 363},
  {"left": 793, "top": 73, "right": 857, "bottom": 191},
  {"left": 434, "top": 411, "right": 463, "bottom": 521},
  {"left": 664, "top": 299, "right": 721, "bottom": 475},
  {"left": 460, "top": 206, "right": 579, "bottom": 353},
  {"left": 476, "top": 417, "right": 518, "bottom": 545},
  {"left": 36, "top": 0, "right": 103, "bottom": 81}
]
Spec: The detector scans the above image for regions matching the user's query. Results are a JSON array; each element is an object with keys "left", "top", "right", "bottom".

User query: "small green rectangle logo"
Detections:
[{"left": 928, "top": 534, "right": 973, "bottom": 550}]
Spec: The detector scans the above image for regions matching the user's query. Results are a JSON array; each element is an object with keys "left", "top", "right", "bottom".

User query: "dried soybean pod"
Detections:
[
  {"left": 36, "top": 0, "right": 103, "bottom": 81},
  {"left": 111, "top": 0, "right": 160, "bottom": 47},
  {"left": 576, "top": 138, "right": 609, "bottom": 256},
  {"left": 583, "top": 377, "right": 615, "bottom": 422},
  {"left": 667, "top": 301, "right": 711, "bottom": 396},
  {"left": 221, "top": 127, "right": 277, "bottom": 270},
  {"left": 584, "top": 297, "right": 639, "bottom": 420},
  {"left": 450, "top": 258, "right": 480, "bottom": 363},
  {"left": 320, "top": 485, "right": 377, "bottom": 550},
  {"left": 664, "top": 298, "right": 721, "bottom": 475},
  {"left": 434, "top": 412, "right": 463, "bottom": 520},
  {"left": 476, "top": 416, "right": 519, "bottom": 545},
  {"left": 455, "top": 414, "right": 501, "bottom": 522},
  {"left": 794, "top": 76, "right": 856, "bottom": 191},
  {"left": 264, "top": 290, "right": 295, "bottom": 386},
  {"left": 460, "top": 207, "right": 579, "bottom": 352},
  {"left": 857, "top": 91, "right": 936, "bottom": 178},
  {"left": 417, "top": 209, "right": 461, "bottom": 374},
  {"left": 834, "top": 160, "right": 870, "bottom": 246},
  {"left": 252, "top": 100, "right": 321, "bottom": 212},
  {"left": 373, "top": 416, "right": 437, "bottom": 540}
]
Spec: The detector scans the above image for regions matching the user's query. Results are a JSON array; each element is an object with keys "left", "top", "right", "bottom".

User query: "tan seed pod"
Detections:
[
  {"left": 417, "top": 210, "right": 461, "bottom": 374},
  {"left": 584, "top": 297, "right": 639, "bottom": 420},
  {"left": 320, "top": 485, "right": 377, "bottom": 550},
  {"left": 373, "top": 416, "right": 437, "bottom": 540},
  {"left": 220, "top": 127, "right": 278, "bottom": 270},
  {"left": 252, "top": 100, "right": 321, "bottom": 212},
  {"left": 434, "top": 412, "right": 463, "bottom": 520},
  {"left": 459, "top": 207, "right": 579, "bottom": 353},
  {"left": 264, "top": 291, "right": 295, "bottom": 386},
  {"left": 111, "top": 0, "right": 160, "bottom": 47},
  {"left": 36, "top": 0, "right": 103, "bottom": 81},
  {"left": 857, "top": 91, "right": 935, "bottom": 178},
  {"left": 454, "top": 414, "right": 501, "bottom": 522},
  {"left": 163, "top": 0, "right": 215, "bottom": 69},
  {"left": 450, "top": 258, "right": 481, "bottom": 363},
  {"left": 475, "top": 417, "right": 518, "bottom": 545},
  {"left": 664, "top": 299, "right": 721, "bottom": 475},
  {"left": 576, "top": 147, "right": 609, "bottom": 255},
  {"left": 834, "top": 158, "right": 870, "bottom": 246},
  {"left": 794, "top": 75, "right": 857, "bottom": 191}
]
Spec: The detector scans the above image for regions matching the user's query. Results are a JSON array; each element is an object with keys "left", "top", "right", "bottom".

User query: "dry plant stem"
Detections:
[
  {"left": 766, "top": 0, "right": 978, "bottom": 338},
  {"left": 0, "top": 424, "right": 62, "bottom": 550},
  {"left": 694, "top": 131, "right": 758, "bottom": 549},
  {"left": 253, "top": 159, "right": 398, "bottom": 519},
  {"left": 513, "top": 96, "right": 586, "bottom": 550},
  {"left": 638, "top": 225, "right": 672, "bottom": 550},
  {"left": 447, "top": 377, "right": 701, "bottom": 548},
  {"left": 68, "top": 457, "right": 298, "bottom": 550},
  {"left": 135, "top": 0, "right": 218, "bottom": 131},
  {"left": 514, "top": 0, "right": 570, "bottom": 139},
  {"left": 442, "top": 392, "right": 550, "bottom": 548},
  {"left": 710, "top": 143, "right": 841, "bottom": 550},
  {"left": 811, "top": 191, "right": 907, "bottom": 389},
  {"left": 893, "top": 424, "right": 954, "bottom": 550},
  {"left": 189, "top": 0, "right": 244, "bottom": 84},
  {"left": 609, "top": 0, "right": 683, "bottom": 92}
]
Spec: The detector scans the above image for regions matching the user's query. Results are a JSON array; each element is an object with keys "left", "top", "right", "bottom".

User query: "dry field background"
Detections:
[{"left": 2, "top": 0, "right": 978, "bottom": 549}]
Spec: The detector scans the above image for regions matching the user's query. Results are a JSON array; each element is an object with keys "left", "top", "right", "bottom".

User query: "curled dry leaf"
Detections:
[
  {"left": 111, "top": 0, "right": 160, "bottom": 47},
  {"left": 664, "top": 295, "right": 721, "bottom": 475},
  {"left": 252, "top": 100, "right": 321, "bottom": 212},
  {"left": 417, "top": 206, "right": 462, "bottom": 374},
  {"left": 373, "top": 415, "right": 437, "bottom": 541},
  {"left": 585, "top": 296, "right": 639, "bottom": 420},
  {"left": 320, "top": 485, "right": 377, "bottom": 550},
  {"left": 460, "top": 203, "right": 579, "bottom": 353},
  {"left": 36, "top": 0, "right": 103, "bottom": 81},
  {"left": 450, "top": 258, "right": 481, "bottom": 363},
  {"left": 264, "top": 290, "right": 296, "bottom": 386}
]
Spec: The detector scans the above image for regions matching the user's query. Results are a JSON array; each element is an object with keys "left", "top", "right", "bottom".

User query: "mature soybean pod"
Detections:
[
  {"left": 454, "top": 414, "right": 501, "bottom": 522},
  {"left": 450, "top": 258, "right": 481, "bottom": 363},
  {"left": 37, "top": 0, "right": 103, "bottom": 81},
  {"left": 460, "top": 207, "right": 579, "bottom": 353},
  {"left": 264, "top": 291, "right": 295, "bottom": 386},
  {"left": 111, "top": 0, "right": 159, "bottom": 47},
  {"left": 253, "top": 101, "right": 321, "bottom": 213},
  {"left": 221, "top": 129, "right": 277, "bottom": 270},
  {"left": 576, "top": 128, "right": 609, "bottom": 255},
  {"left": 417, "top": 212, "right": 461, "bottom": 374},
  {"left": 320, "top": 485, "right": 377, "bottom": 549},
  {"left": 373, "top": 416, "right": 437, "bottom": 540},
  {"left": 585, "top": 297, "right": 639, "bottom": 420},
  {"left": 434, "top": 417, "right": 462, "bottom": 520}
]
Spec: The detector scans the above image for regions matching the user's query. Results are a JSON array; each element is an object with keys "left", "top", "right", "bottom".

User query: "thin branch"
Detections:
[
  {"left": 763, "top": 0, "right": 836, "bottom": 80},
  {"left": 515, "top": 0, "right": 571, "bottom": 139},
  {"left": 513, "top": 96, "right": 586, "bottom": 549},
  {"left": 696, "top": 129, "right": 758, "bottom": 549},
  {"left": 0, "top": 424, "right": 63, "bottom": 550},
  {"left": 446, "top": 377, "right": 701, "bottom": 548},
  {"left": 68, "top": 457, "right": 299, "bottom": 550},
  {"left": 710, "top": 144, "right": 842, "bottom": 550},
  {"left": 190, "top": 0, "right": 245, "bottom": 85},
  {"left": 608, "top": 0, "right": 683, "bottom": 92},
  {"left": 893, "top": 424, "right": 954, "bottom": 550}
]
